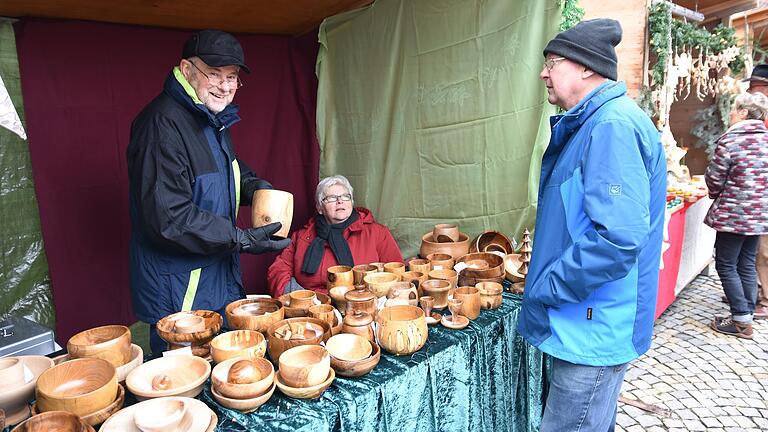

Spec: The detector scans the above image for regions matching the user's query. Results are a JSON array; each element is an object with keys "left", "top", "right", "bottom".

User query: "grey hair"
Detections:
[
  {"left": 735, "top": 92, "right": 768, "bottom": 120},
  {"left": 316, "top": 175, "right": 354, "bottom": 209}
]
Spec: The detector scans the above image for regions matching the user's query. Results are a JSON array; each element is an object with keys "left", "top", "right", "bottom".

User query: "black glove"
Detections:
[{"left": 237, "top": 223, "right": 291, "bottom": 254}]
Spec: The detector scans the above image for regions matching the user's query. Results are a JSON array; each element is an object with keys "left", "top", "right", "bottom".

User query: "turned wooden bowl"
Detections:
[
  {"left": 329, "top": 339, "right": 381, "bottom": 377},
  {"left": 433, "top": 223, "right": 460, "bottom": 243},
  {"left": 0, "top": 356, "right": 54, "bottom": 427},
  {"left": 327, "top": 265, "right": 354, "bottom": 289},
  {"left": 504, "top": 253, "right": 525, "bottom": 282},
  {"left": 226, "top": 298, "right": 285, "bottom": 335},
  {"left": 375, "top": 305, "right": 428, "bottom": 356},
  {"left": 274, "top": 369, "right": 335, "bottom": 400},
  {"left": 426, "top": 253, "right": 454, "bottom": 270},
  {"left": 419, "top": 232, "right": 469, "bottom": 259},
  {"left": 252, "top": 189, "right": 294, "bottom": 238},
  {"left": 211, "top": 381, "right": 276, "bottom": 413},
  {"left": 125, "top": 356, "right": 210, "bottom": 401},
  {"left": 115, "top": 344, "right": 143, "bottom": 383},
  {"left": 266, "top": 317, "right": 331, "bottom": 364},
  {"left": 328, "top": 286, "right": 353, "bottom": 312},
  {"left": 66, "top": 325, "right": 131, "bottom": 368},
  {"left": 278, "top": 345, "right": 330, "bottom": 388},
  {"left": 211, "top": 357, "right": 274, "bottom": 400},
  {"left": 32, "top": 383, "right": 126, "bottom": 427},
  {"left": 325, "top": 333, "right": 372, "bottom": 362},
  {"left": 352, "top": 264, "right": 378, "bottom": 285},
  {"left": 155, "top": 310, "right": 222, "bottom": 345},
  {"left": 407, "top": 258, "right": 431, "bottom": 275},
  {"left": 277, "top": 292, "right": 331, "bottom": 318},
  {"left": 11, "top": 411, "right": 95, "bottom": 432},
  {"left": 36, "top": 358, "right": 117, "bottom": 417},
  {"left": 477, "top": 282, "right": 503, "bottom": 309},
  {"left": 210, "top": 330, "right": 267, "bottom": 364},
  {"left": 383, "top": 262, "right": 406, "bottom": 276},
  {"left": 363, "top": 272, "right": 399, "bottom": 298},
  {"left": 98, "top": 397, "right": 215, "bottom": 432},
  {"left": 470, "top": 231, "right": 514, "bottom": 255},
  {"left": 420, "top": 279, "right": 451, "bottom": 309},
  {"left": 456, "top": 252, "right": 504, "bottom": 286},
  {"left": 0, "top": 358, "right": 25, "bottom": 391},
  {"left": 132, "top": 397, "right": 188, "bottom": 432}
]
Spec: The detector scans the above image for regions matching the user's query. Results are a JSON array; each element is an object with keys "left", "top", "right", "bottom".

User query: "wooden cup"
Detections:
[
  {"left": 427, "top": 253, "right": 454, "bottom": 270},
  {"left": 309, "top": 304, "right": 336, "bottom": 327},
  {"left": 383, "top": 262, "right": 406, "bottom": 276},
  {"left": 352, "top": 264, "right": 378, "bottom": 286},
  {"left": 327, "top": 265, "right": 354, "bottom": 289},
  {"left": 408, "top": 258, "right": 431, "bottom": 275},
  {"left": 453, "top": 286, "right": 481, "bottom": 320},
  {"left": 289, "top": 290, "right": 317, "bottom": 309},
  {"left": 251, "top": 189, "right": 294, "bottom": 238}
]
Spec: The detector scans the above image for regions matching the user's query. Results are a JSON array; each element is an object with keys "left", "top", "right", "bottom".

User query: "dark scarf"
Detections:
[{"left": 301, "top": 211, "right": 360, "bottom": 275}]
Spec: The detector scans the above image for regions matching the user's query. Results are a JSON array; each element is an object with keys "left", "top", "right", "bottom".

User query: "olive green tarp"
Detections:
[{"left": 316, "top": 0, "right": 560, "bottom": 257}]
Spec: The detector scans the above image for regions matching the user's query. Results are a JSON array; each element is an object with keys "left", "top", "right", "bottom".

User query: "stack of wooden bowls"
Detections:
[
  {"left": 471, "top": 231, "right": 514, "bottom": 256},
  {"left": 455, "top": 252, "right": 504, "bottom": 287},
  {"left": 226, "top": 298, "right": 285, "bottom": 335},
  {"left": 266, "top": 317, "right": 331, "bottom": 364},
  {"left": 419, "top": 232, "right": 470, "bottom": 260},
  {"left": 67, "top": 325, "right": 142, "bottom": 383},
  {"left": 98, "top": 397, "right": 217, "bottom": 431},
  {"left": 277, "top": 290, "right": 332, "bottom": 318},
  {"left": 210, "top": 357, "right": 275, "bottom": 412},
  {"left": 325, "top": 333, "right": 380, "bottom": 377},
  {"left": 11, "top": 410, "right": 95, "bottom": 432},
  {"left": 155, "top": 311, "right": 223, "bottom": 358},
  {"left": 0, "top": 356, "right": 54, "bottom": 427},
  {"left": 125, "top": 356, "right": 211, "bottom": 401},
  {"left": 274, "top": 345, "right": 335, "bottom": 399}
]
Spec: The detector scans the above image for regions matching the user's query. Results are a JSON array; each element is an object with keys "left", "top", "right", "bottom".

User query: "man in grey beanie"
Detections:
[{"left": 518, "top": 19, "right": 666, "bottom": 431}]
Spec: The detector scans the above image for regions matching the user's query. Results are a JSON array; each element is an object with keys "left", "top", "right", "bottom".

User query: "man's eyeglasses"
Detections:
[
  {"left": 322, "top": 194, "right": 352, "bottom": 204},
  {"left": 189, "top": 60, "right": 243, "bottom": 88},
  {"left": 543, "top": 57, "right": 566, "bottom": 71}
]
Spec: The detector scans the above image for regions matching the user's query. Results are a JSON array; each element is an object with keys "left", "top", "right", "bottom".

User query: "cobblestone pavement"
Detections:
[{"left": 616, "top": 268, "right": 768, "bottom": 432}]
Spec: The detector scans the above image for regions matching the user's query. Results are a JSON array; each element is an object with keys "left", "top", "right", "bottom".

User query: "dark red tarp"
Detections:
[{"left": 15, "top": 19, "right": 319, "bottom": 344}]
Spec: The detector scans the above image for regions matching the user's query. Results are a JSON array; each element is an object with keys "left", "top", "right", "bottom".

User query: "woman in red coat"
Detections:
[{"left": 267, "top": 175, "right": 403, "bottom": 297}]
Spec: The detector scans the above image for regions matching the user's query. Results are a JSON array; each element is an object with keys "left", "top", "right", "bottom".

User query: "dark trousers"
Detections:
[{"left": 715, "top": 231, "right": 759, "bottom": 320}]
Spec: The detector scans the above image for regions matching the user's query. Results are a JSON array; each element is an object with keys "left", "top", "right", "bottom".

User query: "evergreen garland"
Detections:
[
  {"left": 648, "top": 1, "right": 671, "bottom": 86},
  {"left": 559, "top": 0, "right": 584, "bottom": 31}
]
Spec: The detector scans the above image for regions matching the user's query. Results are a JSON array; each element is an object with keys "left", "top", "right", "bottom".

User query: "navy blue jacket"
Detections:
[
  {"left": 518, "top": 81, "right": 666, "bottom": 366},
  {"left": 127, "top": 69, "right": 270, "bottom": 323}
]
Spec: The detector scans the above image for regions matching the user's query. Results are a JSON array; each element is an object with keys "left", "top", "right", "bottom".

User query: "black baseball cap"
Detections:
[
  {"left": 182, "top": 30, "right": 250, "bottom": 73},
  {"left": 742, "top": 64, "right": 768, "bottom": 84}
]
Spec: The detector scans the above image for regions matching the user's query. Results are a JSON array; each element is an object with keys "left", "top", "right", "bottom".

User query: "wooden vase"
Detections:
[
  {"left": 375, "top": 305, "right": 427, "bottom": 356},
  {"left": 251, "top": 189, "right": 294, "bottom": 238}
]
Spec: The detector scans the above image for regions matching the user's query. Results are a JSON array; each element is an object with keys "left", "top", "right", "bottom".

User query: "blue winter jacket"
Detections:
[{"left": 518, "top": 81, "right": 666, "bottom": 366}]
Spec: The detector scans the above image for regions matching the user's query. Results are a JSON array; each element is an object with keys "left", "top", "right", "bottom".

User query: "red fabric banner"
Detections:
[{"left": 15, "top": 19, "right": 319, "bottom": 343}]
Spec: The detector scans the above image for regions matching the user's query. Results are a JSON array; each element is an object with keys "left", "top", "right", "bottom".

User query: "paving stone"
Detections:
[
  {"left": 737, "top": 406, "right": 761, "bottom": 417},
  {"left": 734, "top": 416, "right": 757, "bottom": 428},
  {"left": 662, "top": 418, "right": 685, "bottom": 428},
  {"left": 636, "top": 414, "right": 662, "bottom": 428},
  {"left": 615, "top": 412, "right": 635, "bottom": 428},
  {"left": 701, "top": 416, "right": 722, "bottom": 428},
  {"left": 682, "top": 419, "right": 707, "bottom": 430}
]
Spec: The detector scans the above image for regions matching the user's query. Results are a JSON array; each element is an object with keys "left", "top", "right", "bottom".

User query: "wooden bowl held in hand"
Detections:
[
  {"left": 375, "top": 305, "right": 428, "bottom": 356},
  {"left": 226, "top": 298, "right": 285, "bottom": 335},
  {"left": 252, "top": 189, "right": 294, "bottom": 238},
  {"left": 11, "top": 411, "right": 95, "bottom": 432},
  {"left": 278, "top": 345, "right": 331, "bottom": 388},
  {"left": 329, "top": 339, "right": 381, "bottom": 377},
  {"left": 125, "top": 356, "right": 211, "bottom": 401},
  {"left": 66, "top": 325, "right": 131, "bottom": 368},
  {"left": 132, "top": 398, "right": 189, "bottom": 432},
  {"left": 35, "top": 358, "right": 117, "bottom": 417},
  {"left": 210, "top": 330, "right": 267, "bottom": 364},
  {"left": 211, "top": 357, "right": 274, "bottom": 400}
]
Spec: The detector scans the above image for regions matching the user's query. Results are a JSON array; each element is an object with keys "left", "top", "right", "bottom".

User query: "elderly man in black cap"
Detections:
[
  {"left": 127, "top": 30, "right": 290, "bottom": 355},
  {"left": 518, "top": 19, "right": 666, "bottom": 431}
]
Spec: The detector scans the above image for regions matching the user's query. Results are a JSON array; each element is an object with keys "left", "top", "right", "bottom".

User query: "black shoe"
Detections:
[{"left": 710, "top": 317, "right": 753, "bottom": 339}]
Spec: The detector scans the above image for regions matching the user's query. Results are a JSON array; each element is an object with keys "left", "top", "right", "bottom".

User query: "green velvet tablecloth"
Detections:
[{"left": 201, "top": 293, "right": 546, "bottom": 432}]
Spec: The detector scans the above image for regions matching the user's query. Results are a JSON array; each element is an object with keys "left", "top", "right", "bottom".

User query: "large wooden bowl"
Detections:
[
  {"left": 277, "top": 292, "right": 331, "bottom": 318},
  {"left": 375, "top": 305, "right": 428, "bottom": 356},
  {"left": 155, "top": 310, "right": 222, "bottom": 346},
  {"left": 125, "top": 356, "right": 210, "bottom": 401},
  {"left": 470, "top": 231, "right": 514, "bottom": 255},
  {"left": 66, "top": 325, "right": 131, "bottom": 369},
  {"left": 252, "top": 189, "right": 294, "bottom": 238},
  {"left": 274, "top": 369, "right": 335, "bottom": 400},
  {"left": 419, "top": 232, "right": 470, "bottom": 259},
  {"left": 456, "top": 252, "right": 504, "bottom": 286},
  {"left": 210, "top": 330, "right": 267, "bottom": 364},
  {"left": 226, "top": 298, "right": 285, "bottom": 335},
  {"left": 0, "top": 356, "right": 54, "bottom": 426},
  {"left": 504, "top": 253, "right": 525, "bottom": 282},
  {"left": 211, "top": 357, "right": 274, "bottom": 400},
  {"left": 211, "top": 381, "right": 276, "bottom": 413},
  {"left": 330, "top": 340, "right": 381, "bottom": 377},
  {"left": 363, "top": 272, "right": 399, "bottom": 298},
  {"left": 32, "top": 383, "right": 125, "bottom": 427},
  {"left": 36, "top": 358, "right": 117, "bottom": 417},
  {"left": 266, "top": 317, "right": 331, "bottom": 364},
  {"left": 11, "top": 411, "right": 95, "bottom": 432},
  {"left": 420, "top": 279, "right": 451, "bottom": 308},
  {"left": 98, "top": 397, "right": 215, "bottom": 432}
]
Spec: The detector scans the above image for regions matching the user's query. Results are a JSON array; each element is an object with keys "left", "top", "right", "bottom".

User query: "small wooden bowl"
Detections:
[
  {"left": 36, "top": 358, "right": 117, "bottom": 417},
  {"left": 226, "top": 298, "right": 285, "bottom": 335},
  {"left": 407, "top": 258, "right": 431, "bottom": 275},
  {"left": 274, "top": 369, "right": 335, "bottom": 400},
  {"left": 0, "top": 356, "right": 54, "bottom": 427},
  {"left": 172, "top": 316, "right": 205, "bottom": 334},
  {"left": 278, "top": 292, "right": 332, "bottom": 318},
  {"left": 419, "top": 232, "right": 470, "bottom": 259},
  {"left": 477, "top": 282, "right": 503, "bottom": 309},
  {"left": 375, "top": 305, "right": 428, "bottom": 356},
  {"left": 211, "top": 357, "right": 274, "bottom": 400},
  {"left": 325, "top": 333, "right": 372, "bottom": 362},
  {"left": 426, "top": 253, "right": 454, "bottom": 270},
  {"left": 363, "top": 272, "right": 399, "bottom": 298},
  {"left": 278, "top": 345, "right": 330, "bottom": 388},
  {"left": 289, "top": 290, "right": 317, "bottom": 309},
  {"left": 66, "top": 325, "right": 131, "bottom": 369},
  {"left": 330, "top": 340, "right": 381, "bottom": 377},
  {"left": 132, "top": 397, "right": 188, "bottom": 432},
  {"left": 266, "top": 317, "right": 331, "bottom": 364},
  {"left": 352, "top": 264, "right": 378, "bottom": 285},
  {"left": 504, "top": 254, "right": 525, "bottom": 282},
  {"left": 11, "top": 411, "right": 95, "bottom": 432},
  {"left": 0, "top": 358, "right": 25, "bottom": 392},
  {"left": 453, "top": 286, "right": 481, "bottom": 320},
  {"left": 211, "top": 381, "right": 276, "bottom": 413},
  {"left": 115, "top": 344, "right": 143, "bottom": 383},
  {"left": 471, "top": 231, "right": 514, "bottom": 256},
  {"left": 155, "top": 310, "right": 222, "bottom": 346},
  {"left": 210, "top": 330, "right": 267, "bottom": 364},
  {"left": 383, "top": 262, "right": 406, "bottom": 275},
  {"left": 328, "top": 286, "right": 353, "bottom": 313},
  {"left": 420, "top": 279, "right": 451, "bottom": 308},
  {"left": 125, "top": 356, "right": 210, "bottom": 401}
]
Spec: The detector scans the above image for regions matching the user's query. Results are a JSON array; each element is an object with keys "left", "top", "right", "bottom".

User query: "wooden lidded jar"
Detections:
[
  {"left": 344, "top": 289, "right": 376, "bottom": 317},
  {"left": 341, "top": 311, "right": 375, "bottom": 343}
]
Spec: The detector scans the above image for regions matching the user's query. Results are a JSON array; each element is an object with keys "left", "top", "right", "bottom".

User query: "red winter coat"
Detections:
[{"left": 267, "top": 208, "right": 403, "bottom": 297}]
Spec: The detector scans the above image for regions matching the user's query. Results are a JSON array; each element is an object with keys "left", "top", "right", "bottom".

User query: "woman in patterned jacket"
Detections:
[{"left": 706, "top": 91, "right": 768, "bottom": 339}]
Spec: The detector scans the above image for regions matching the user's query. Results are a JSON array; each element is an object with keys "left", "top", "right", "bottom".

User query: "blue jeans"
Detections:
[
  {"left": 715, "top": 231, "right": 759, "bottom": 322},
  {"left": 540, "top": 358, "right": 629, "bottom": 432}
]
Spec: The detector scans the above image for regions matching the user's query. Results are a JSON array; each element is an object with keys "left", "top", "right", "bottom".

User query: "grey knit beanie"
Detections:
[{"left": 543, "top": 18, "right": 622, "bottom": 81}]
